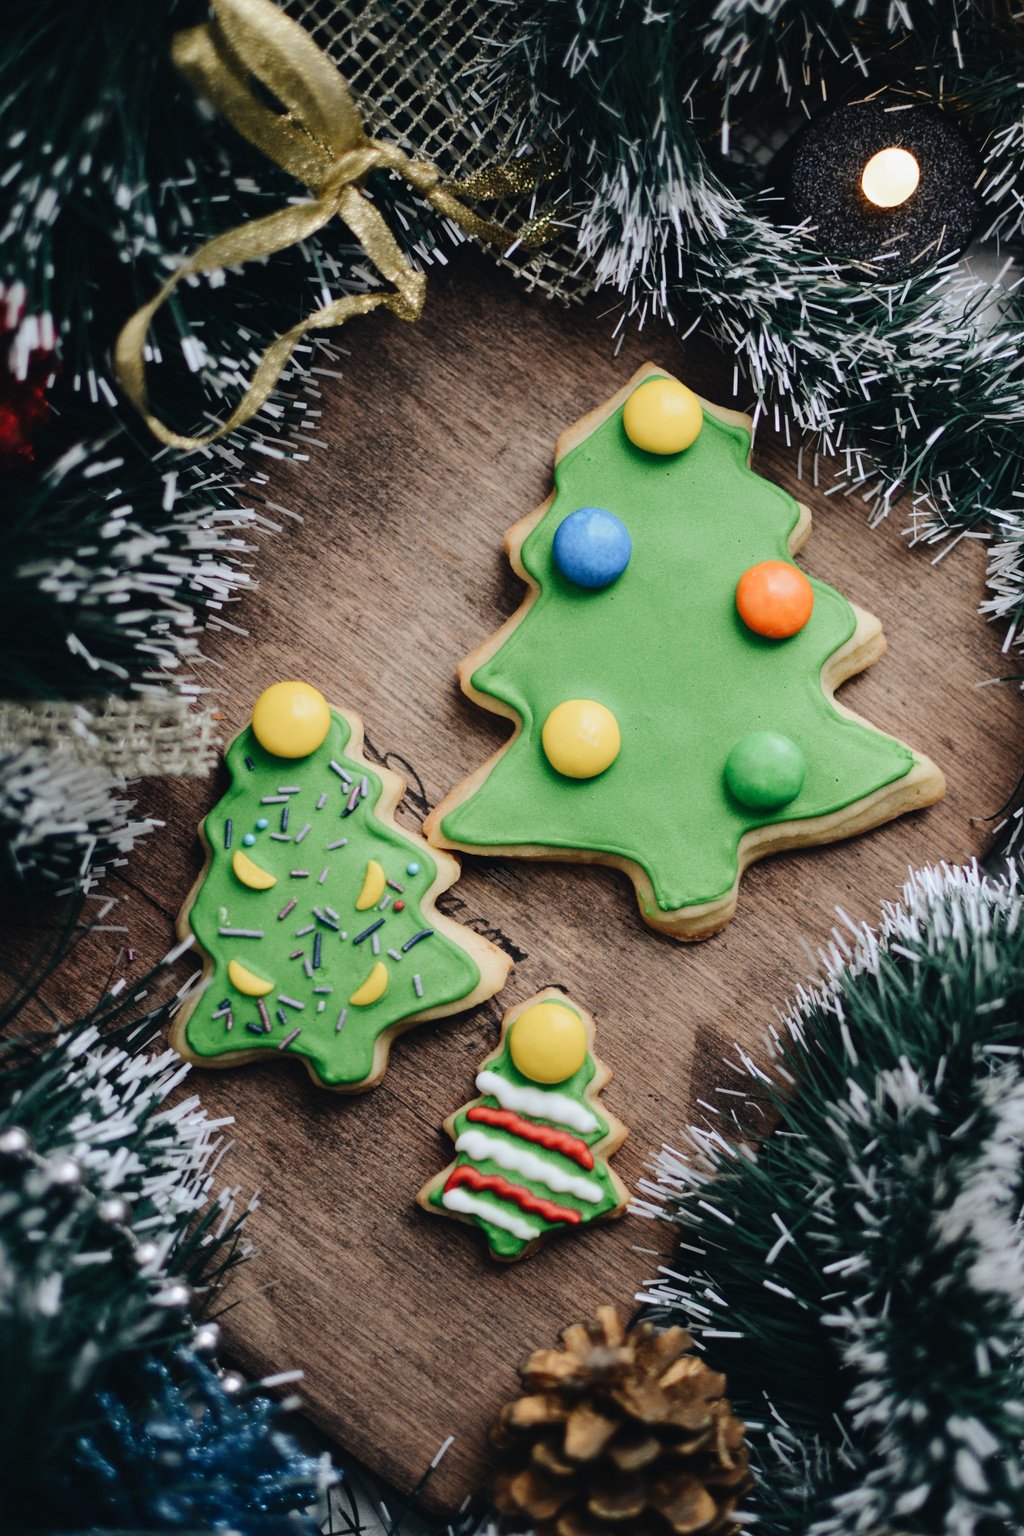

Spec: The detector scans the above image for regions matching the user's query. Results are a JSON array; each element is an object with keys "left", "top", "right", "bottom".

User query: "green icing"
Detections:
[
  {"left": 428, "top": 1018, "right": 622, "bottom": 1261},
  {"left": 441, "top": 389, "right": 915, "bottom": 911},
  {"left": 184, "top": 709, "right": 481, "bottom": 1087}
]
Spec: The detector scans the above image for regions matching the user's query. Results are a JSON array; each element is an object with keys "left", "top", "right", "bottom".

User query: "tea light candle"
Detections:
[{"left": 782, "top": 96, "right": 979, "bottom": 277}]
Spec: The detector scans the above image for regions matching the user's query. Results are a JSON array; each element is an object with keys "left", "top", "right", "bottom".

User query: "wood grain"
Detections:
[{"left": 21, "top": 249, "right": 1022, "bottom": 1514}]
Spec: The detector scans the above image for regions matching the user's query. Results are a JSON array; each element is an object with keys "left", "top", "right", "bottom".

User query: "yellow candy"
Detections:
[
  {"left": 510, "top": 1001, "right": 588, "bottom": 1084},
  {"left": 228, "top": 958, "right": 275, "bottom": 997},
  {"left": 623, "top": 377, "right": 703, "bottom": 454},
  {"left": 542, "top": 699, "right": 620, "bottom": 779},
  {"left": 349, "top": 960, "right": 389, "bottom": 1007},
  {"left": 231, "top": 849, "right": 277, "bottom": 890},
  {"left": 251, "top": 681, "right": 331, "bottom": 759},
  {"left": 355, "top": 858, "right": 386, "bottom": 911}
]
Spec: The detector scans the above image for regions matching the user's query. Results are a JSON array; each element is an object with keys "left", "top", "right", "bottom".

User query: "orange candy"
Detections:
[{"left": 736, "top": 561, "right": 814, "bottom": 640}]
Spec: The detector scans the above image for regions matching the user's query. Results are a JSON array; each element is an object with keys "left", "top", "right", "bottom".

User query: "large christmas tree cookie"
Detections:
[
  {"left": 171, "top": 682, "right": 512, "bottom": 1090},
  {"left": 417, "top": 987, "right": 628, "bottom": 1261},
  {"left": 425, "top": 365, "right": 945, "bottom": 939}
]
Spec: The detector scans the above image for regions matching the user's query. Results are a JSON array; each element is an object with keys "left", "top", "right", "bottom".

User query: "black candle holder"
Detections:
[{"left": 781, "top": 94, "right": 980, "bottom": 277}]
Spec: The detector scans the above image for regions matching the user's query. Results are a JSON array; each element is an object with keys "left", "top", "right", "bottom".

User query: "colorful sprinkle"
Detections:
[
  {"left": 270, "top": 832, "right": 291, "bottom": 842},
  {"left": 290, "top": 870, "right": 309, "bottom": 878},
  {"left": 335, "top": 1007, "right": 348, "bottom": 1032},
  {"left": 257, "top": 997, "right": 271, "bottom": 1030},
  {"left": 316, "top": 793, "right": 327, "bottom": 810},
  {"left": 261, "top": 795, "right": 288, "bottom": 804},
  {"left": 243, "top": 833, "right": 256, "bottom": 847},
  {"left": 289, "top": 949, "right": 304, "bottom": 960},
  {"left": 276, "top": 1008, "right": 288, "bottom": 1027},
  {"left": 378, "top": 893, "right": 393, "bottom": 911},
  {"left": 294, "top": 823, "right": 312, "bottom": 843},
  {"left": 313, "top": 932, "right": 323, "bottom": 969},
  {"left": 246, "top": 1021, "right": 267, "bottom": 1035},
  {"left": 402, "top": 928, "right": 434, "bottom": 952},
  {"left": 244, "top": 755, "right": 254, "bottom": 771},
  {"left": 218, "top": 927, "right": 264, "bottom": 938},
  {"left": 329, "top": 760, "right": 351, "bottom": 782},
  {"left": 388, "top": 948, "right": 402, "bottom": 961},
  {"left": 303, "top": 958, "right": 314, "bottom": 979},
  {"left": 281, "top": 805, "right": 290, "bottom": 832},
  {"left": 278, "top": 786, "right": 301, "bottom": 795},
  {"left": 324, "top": 906, "right": 340, "bottom": 921},
  {"left": 354, "top": 918, "right": 385, "bottom": 945},
  {"left": 313, "top": 909, "right": 340, "bottom": 931},
  {"left": 313, "top": 985, "right": 332, "bottom": 994},
  {"left": 386, "top": 879, "right": 405, "bottom": 892},
  {"left": 343, "top": 786, "right": 360, "bottom": 816},
  {"left": 327, "top": 838, "right": 348, "bottom": 851},
  {"left": 224, "top": 819, "right": 233, "bottom": 849},
  {"left": 277, "top": 899, "right": 297, "bottom": 920},
  {"left": 371, "top": 933, "right": 381, "bottom": 955},
  {"left": 360, "top": 776, "right": 369, "bottom": 797},
  {"left": 277, "top": 995, "right": 304, "bottom": 1011},
  {"left": 317, "top": 1000, "right": 326, "bottom": 1012},
  {"left": 413, "top": 973, "right": 424, "bottom": 998},
  {"left": 318, "top": 867, "right": 330, "bottom": 884},
  {"left": 295, "top": 923, "right": 315, "bottom": 936},
  {"left": 279, "top": 1027, "right": 301, "bottom": 1050}
]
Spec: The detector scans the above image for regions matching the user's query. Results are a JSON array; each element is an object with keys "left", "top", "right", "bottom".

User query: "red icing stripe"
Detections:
[
  {"left": 444, "top": 1165, "right": 582, "bottom": 1225},
  {"left": 467, "top": 1104, "right": 595, "bottom": 1169}
]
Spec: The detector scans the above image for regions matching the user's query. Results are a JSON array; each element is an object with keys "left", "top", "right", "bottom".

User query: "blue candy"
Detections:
[
  {"left": 242, "top": 832, "right": 256, "bottom": 847},
  {"left": 552, "top": 506, "right": 631, "bottom": 589}
]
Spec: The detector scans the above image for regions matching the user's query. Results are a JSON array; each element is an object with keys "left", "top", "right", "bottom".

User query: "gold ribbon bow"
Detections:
[{"left": 115, "top": 0, "right": 554, "bottom": 451}]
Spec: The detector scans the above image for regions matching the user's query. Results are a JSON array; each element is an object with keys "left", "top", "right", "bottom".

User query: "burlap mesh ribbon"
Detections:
[{"left": 115, "top": 0, "right": 554, "bottom": 451}]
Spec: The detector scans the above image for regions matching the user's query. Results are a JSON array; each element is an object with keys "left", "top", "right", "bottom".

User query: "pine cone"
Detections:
[{"left": 490, "top": 1306, "right": 751, "bottom": 1536}]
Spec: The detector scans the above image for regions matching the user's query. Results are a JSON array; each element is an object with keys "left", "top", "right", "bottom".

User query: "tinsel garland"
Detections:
[
  {"left": 495, "top": 0, "right": 1024, "bottom": 631},
  {"left": 59, "top": 1350, "right": 332, "bottom": 1535},
  {"left": 638, "top": 862, "right": 1024, "bottom": 1536}
]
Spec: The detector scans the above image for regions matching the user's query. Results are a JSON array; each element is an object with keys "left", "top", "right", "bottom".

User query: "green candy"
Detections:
[{"left": 725, "top": 731, "right": 806, "bottom": 810}]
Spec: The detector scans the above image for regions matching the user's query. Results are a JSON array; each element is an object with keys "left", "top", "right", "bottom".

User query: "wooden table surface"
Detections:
[{"left": 26, "top": 250, "right": 1022, "bottom": 1513}]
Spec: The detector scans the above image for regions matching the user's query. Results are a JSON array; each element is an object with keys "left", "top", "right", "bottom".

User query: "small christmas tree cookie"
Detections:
[
  {"left": 425, "top": 365, "right": 945, "bottom": 938},
  {"left": 417, "top": 988, "right": 628, "bottom": 1261},
  {"left": 171, "top": 682, "right": 512, "bottom": 1091}
]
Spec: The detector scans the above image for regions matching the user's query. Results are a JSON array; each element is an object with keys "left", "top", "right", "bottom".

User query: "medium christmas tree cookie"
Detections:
[
  {"left": 425, "top": 364, "right": 945, "bottom": 939},
  {"left": 172, "top": 682, "right": 512, "bottom": 1090},
  {"left": 417, "top": 987, "right": 628, "bottom": 1261}
]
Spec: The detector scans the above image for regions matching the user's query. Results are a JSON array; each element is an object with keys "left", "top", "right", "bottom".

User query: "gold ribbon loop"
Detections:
[{"left": 115, "top": 0, "right": 556, "bottom": 451}]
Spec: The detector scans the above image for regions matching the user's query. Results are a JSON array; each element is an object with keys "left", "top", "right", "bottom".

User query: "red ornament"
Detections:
[
  {"left": 393, "top": 899, "right": 405, "bottom": 911},
  {"left": 0, "top": 283, "right": 57, "bottom": 469}
]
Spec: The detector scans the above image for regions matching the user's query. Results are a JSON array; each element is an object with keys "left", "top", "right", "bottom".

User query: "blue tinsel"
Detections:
[{"left": 58, "top": 1349, "right": 333, "bottom": 1534}]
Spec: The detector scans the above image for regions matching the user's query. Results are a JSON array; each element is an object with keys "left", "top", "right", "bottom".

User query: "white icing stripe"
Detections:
[
  {"left": 455, "top": 1129, "right": 604, "bottom": 1203},
  {"left": 442, "top": 1185, "right": 540, "bottom": 1241},
  {"left": 475, "top": 1069, "right": 599, "bottom": 1134}
]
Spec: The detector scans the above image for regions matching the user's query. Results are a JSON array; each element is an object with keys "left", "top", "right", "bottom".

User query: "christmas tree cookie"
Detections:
[
  {"left": 417, "top": 988, "right": 628, "bottom": 1261},
  {"left": 425, "top": 365, "right": 945, "bottom": 939},
  {"left": 171, "top": 682, "right": 512, "bottom": 1090}
]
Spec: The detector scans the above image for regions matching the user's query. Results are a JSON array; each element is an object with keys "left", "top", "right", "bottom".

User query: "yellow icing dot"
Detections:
[
  {"left": 231, "top": 849, "right": 277, "bottom": 890},
  {"left": 251, "top": 681, "right": 331, "bottom": 759},
  {"left": 228, "top": 958, "right": 275, "bottom": 997},
  {"left": 509, "top": 1001, "right": 588, "bottom": 1084},
  {"left": 542, "top": 699, "right": 620, "bottom": 779},
  {"left": 622, "top": 376, "right": 703, "bottom": 454},
  {"left": 355, "top": 858, "right": 386, "bottom": 911},
  {"left": 349, "top": 960, "right": 389, "bottom": 1007}
]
